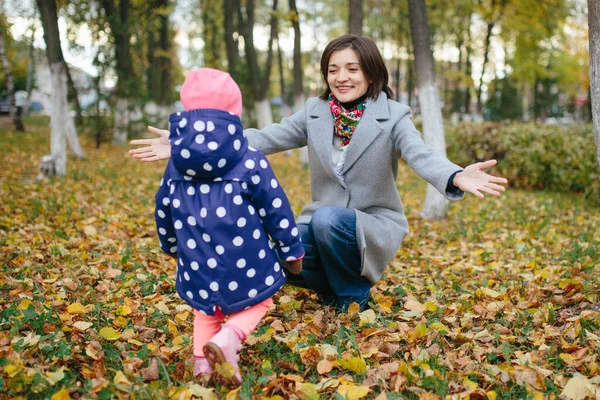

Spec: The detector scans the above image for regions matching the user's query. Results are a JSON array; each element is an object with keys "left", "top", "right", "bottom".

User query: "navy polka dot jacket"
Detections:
[{"left": 155, "top": 108, "right": 304, "bottom": 316}]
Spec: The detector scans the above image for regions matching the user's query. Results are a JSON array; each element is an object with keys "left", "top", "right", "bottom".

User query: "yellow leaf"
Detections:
[
  {"left": 225, "top": 387, "right": 241, "bottom": 400},
  {"left": 168, "top": 320, "right": 179, "bottom": 336},
  {"left": 67, "top": 302, "right": 88, "bottom": 314},
  {"left": 168, "top": 387, "right": 191, "bottom": 399},
  {"left": 486, "top": 390, "right": 497, "bottom": 400},
  {"left": 479, "top": 287, "right": 501, "bottom": 298},
  {"left": 113, "top": 371, "right": 131, "bottom": 386},
  {"left": 172, "top": 335, "right": 187, "bottom": 346},
  {"left": 259, "top": 327, "right": 276, "bottom": 341},
  {"left": 17, "top": 299, "right": 32, "bottom": 310},
  {"left": 262, "top": 396, "right": 285, "bottom": 400},
  {"left": 416, "top": 322, "right": 427, "bottom": 337},
  {"left": 347, "top": 302, "right": 361, "bottom": 315},
  {"left": 83, "top": 225, "right": 97, "bottom": 236},
  {"left": 215, "top": 362, "right": 236, "bottom": 379},
  {"left": 560, "top": 353, "right": 576, "bottom": 365},
  {"left": 463, "top": 376, "right": 478, "bottom": 390},
  {"left": 531, "top": 390, "right": 545, "bottom": 400},
  {"left": 115, "top": 305, "right": 132, "bottom": 316},
  {"left": 358, "top": 309, "right": 377, "bottom": 325},
  {"left": 99, "top": 327, "right": 121, "bottom": 341},
  {"left": 424, "top": 301, "right": 437, "bottom": 312},
  {"left": 50, "top": 387, "right": 71, "bottom": 400},
  {"left": 336, "top": 384, "right": 370, "bottom": 399},
  {"left": 4, "top": 363, "right": 21, "bottom": 376},
  {"left": 46, "top": 367, "right": 66, "bottom": 385},
  {"left": 375, "top": 295, "right": 393, "bottom": 313},
  {"left": 155, "top": 302, "right": 171, "bottom": 314},
  {"left": 114, "top": 316, "right": 128, "bottom": 327},
  {"left": 298, "top": 382, "right": 319, "bottom": 400},
  {"left": 560, "top": 376, "right": 600, "bottom": 400},
  {"left": 128, "top": 339, "right": 144, "bottom": 346},
  {"left": 73, "top": 321, "right": 93, "bottom": 331},
  {"left": 338, "top": 357, "right": 367, "bottom": 374},
  {"left": 188, "top": 384, "right": 218, "bottom": 400},
  {"left": 175, "top": 311, "right": 190, "bottom": 322},
  {"left": 430, "top": 322, "right": 449, "bottom": 333}
]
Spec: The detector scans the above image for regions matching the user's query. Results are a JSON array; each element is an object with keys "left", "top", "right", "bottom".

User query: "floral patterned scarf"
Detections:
[{"left": 329, "top": 94, "right": 368, "bottom": 147}]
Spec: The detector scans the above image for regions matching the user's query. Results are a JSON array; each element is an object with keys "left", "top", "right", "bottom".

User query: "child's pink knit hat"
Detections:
[{"left": 180, "top": 68, "right": 242, "bottom": 116}]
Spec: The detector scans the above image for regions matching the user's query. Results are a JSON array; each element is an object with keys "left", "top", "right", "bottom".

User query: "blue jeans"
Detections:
[{"left": 285, "top": 206, "right": 372, "bottom": 311}]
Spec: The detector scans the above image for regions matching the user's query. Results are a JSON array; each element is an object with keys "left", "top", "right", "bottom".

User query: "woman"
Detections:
[{"left": 130, "top": 34, "right": 507, "bottom": 311}]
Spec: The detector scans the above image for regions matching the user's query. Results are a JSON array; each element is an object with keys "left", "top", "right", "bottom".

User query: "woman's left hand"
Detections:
[{"left": 453, "top": 159, "right": 508, "bottom": 198}]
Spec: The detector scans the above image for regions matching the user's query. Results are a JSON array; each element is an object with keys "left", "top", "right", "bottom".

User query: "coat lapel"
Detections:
[
  {"left": 341, "top": 93, "right": 390, "bottom": 174},
  {"left": 307, "top": 100, "right": 339, "bottom": 181}
]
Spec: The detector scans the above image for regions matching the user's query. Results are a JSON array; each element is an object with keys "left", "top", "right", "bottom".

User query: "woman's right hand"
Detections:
[{"left": 129, "top": 126, "right": 171, "bottom": 162}]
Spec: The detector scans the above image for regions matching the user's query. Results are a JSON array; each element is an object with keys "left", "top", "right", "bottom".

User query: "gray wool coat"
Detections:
[{"left": 245, "top": 92, "right": 464, "bottom": 285}]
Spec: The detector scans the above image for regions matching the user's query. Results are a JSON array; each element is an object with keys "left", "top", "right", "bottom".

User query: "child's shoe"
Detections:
[
  {"left": 203, "top": 325, "right": 243, "bottom": 387},
  {"left": 194, "top": 357, "right": 212, "bottom": 386}
]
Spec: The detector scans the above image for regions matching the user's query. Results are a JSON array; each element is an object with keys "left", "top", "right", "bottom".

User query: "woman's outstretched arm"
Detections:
[
  {"left": 453, "top": 159, "right": 508, "bottom": 198},
  {"left": 129, "top": 126, "right": 171, "bottom": 162}
]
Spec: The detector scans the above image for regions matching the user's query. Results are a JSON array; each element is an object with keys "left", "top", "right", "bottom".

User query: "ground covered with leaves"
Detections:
[{"left": 1, "top": 118, "right": 599, "bottom": 399}]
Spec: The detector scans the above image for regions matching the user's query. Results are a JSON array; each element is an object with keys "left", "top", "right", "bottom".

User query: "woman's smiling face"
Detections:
[{"left": 327, "top": 48, "right": 371, "bottom": 103}]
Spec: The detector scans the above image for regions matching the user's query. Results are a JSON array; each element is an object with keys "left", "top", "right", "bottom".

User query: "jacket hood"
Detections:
[{"left": 168, "top": 108, "right": 247, "bottom": 180}]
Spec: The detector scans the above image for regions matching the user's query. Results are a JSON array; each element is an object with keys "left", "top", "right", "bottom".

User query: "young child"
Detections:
[{"left": 154, "top": 68, "right": 304, "bottom": 387}]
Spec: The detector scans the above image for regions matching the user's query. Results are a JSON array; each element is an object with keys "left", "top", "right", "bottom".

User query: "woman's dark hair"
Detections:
[{"left": 319, "top": 34, "right": 394, "bottom": 100}]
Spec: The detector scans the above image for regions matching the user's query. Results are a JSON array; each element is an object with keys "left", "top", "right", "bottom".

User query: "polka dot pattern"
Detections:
[{"left": 156, "top": 110, "right": 304, "bottom": 316}]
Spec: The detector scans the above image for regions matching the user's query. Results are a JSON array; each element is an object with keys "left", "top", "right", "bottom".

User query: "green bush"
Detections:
[{"left": 446, "top": 122, "right": 600, "bottom": 203}]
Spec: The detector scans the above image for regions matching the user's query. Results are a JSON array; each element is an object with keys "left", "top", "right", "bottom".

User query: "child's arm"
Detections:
[
  {"left": 248, "top": 155, "right": 304, "bottom": 265},
  {"left": 155, "top": 177, "right": 178, "bottom": 258}
]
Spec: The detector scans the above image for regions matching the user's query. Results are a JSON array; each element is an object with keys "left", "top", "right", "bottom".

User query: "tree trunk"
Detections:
[
  {"left": 589, "top": 0, "right": 600, "bottom": 169},
  {"left": 0, "top": 27, "right": 24, "bottom": 131},
  {"left": 409, "top": 0, "right": 448, "bottom": 220},
  {"left": 64, "top": 61, "right": 83, "bottom": 126},
  {"left": 288, "top": 0, "right": 307, "bottom": 165},
  {"left": 464, "top": 16, "right": 473, "bottom": 115},
  {"left": 476, "top": 21, "right": 494, "bottom": 114},
  {"left": 522, "top": 82, "right": 531, "bottom": 122},
  {"left": 146, "top": 17, "right": 159, "bottom": 98},
  {"left": 113, "top": 98, "right": 130, "bottom": 144},
  {"left": 157, "top": 0, "right": 171, "bottom": 104},
  {"left": 289, "top": 0, "right": 304, "bottom": 111},
  {"left": 36, "top": 0, "right": 84, "bottom": 171},
  {"left": 49, "top": 63, "right": 68, "bottom": 176},
  {"left": 240, "top": 0, "right": 277, "bottom": 128},
  {"left": 225, "top": 0, "right": 240, "bottom": 79},
  {"left": 348, "top": 0, "right": 363, "bottom": 36},
  {"left": 25, "top": 9, "right": 37, "bottom": 116},
  {"left": 277, "top": 36, "right": 286, "bottom": 109},
  {"left": 101, "top": 0, "right": 134, "bottom": 144}
]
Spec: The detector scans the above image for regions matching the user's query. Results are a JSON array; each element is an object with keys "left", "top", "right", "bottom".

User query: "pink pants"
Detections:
[{"left": 193, "top": 298, "right": 273, "bottom": 357}]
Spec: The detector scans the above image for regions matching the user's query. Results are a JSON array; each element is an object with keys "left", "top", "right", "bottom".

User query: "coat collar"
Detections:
[{"left": 308, "top": 92, "right": 391, "bottom": 120}]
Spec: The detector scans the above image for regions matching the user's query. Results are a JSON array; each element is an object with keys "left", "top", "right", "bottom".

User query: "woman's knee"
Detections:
[{"left": 309, "top": 206, "right": 356, "bottom": 241}]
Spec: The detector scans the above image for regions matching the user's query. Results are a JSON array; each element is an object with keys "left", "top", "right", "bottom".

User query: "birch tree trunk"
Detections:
[
  {"left": 409, "top": 0, "right": 449, "bottom": 219},
  {"left": 36, "top": 0, "right": 84, "bottom": 174},
  {"left": 589, "top": 0, "right": 600, "bottom": 169},
  {"left": 49, "top": 63, "right": 70, "bottom": 176}
]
